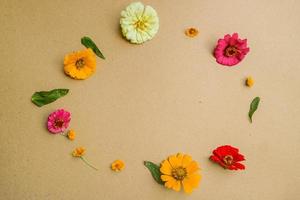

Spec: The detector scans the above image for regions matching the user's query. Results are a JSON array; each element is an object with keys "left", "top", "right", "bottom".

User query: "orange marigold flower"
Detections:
[
  {"left": 64, "top": 48, "right": 96, "bottom": 80},
  {"left": 185, "top": 28, "right": 199, "bottom": 37},
  {"left": 111, "top": 160, "right": 125, "bottom": 172},
  {"left": 246, "top": 76, "right": 254, "bottom": 87},
  {"left": 72, "top": 147, "right": 85, "bottom": 157},
  {"left": 67, "top": 130, "right": 76, "bottom": 141}
]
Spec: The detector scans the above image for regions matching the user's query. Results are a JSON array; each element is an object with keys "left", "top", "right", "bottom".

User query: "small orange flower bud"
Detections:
[
  {"left": 72, "top": 147, "right": 85, "bottom": 157},
  {"left": 185, "top": 28, "right": 199, "bottom": 37},
  {"left": 111, "top": 160, "right": 125, "bottom": 172},
  {"left": 246, "top": 76, "right": 254, "bottom": 87},
  {"left": 67, "top": 130, "right": 76, "bottom": 141}
]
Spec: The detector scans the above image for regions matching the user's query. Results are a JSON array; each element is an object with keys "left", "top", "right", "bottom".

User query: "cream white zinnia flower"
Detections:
[{"left": 120, "top": 2, "right": 159, "bottom": 44}]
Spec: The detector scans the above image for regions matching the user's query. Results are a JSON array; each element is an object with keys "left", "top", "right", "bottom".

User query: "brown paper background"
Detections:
[{"left": 1, "top": 0, "right": 300, "bottom": 199}]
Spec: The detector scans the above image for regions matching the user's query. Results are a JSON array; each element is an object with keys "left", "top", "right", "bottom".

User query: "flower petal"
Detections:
[
  {"left": 210, "top": 155, "right": 221, "bottom": 163},
  {"left": 168, "top": 155, "right": 180, "bottom": 168},
  {"left": 223, "top": 34, "right": 230, "bottom": 41},
  {"left": 182, "top": 154, "right": 192, "bottom": 168},
  {"left": 213, "top": 145, "right": 238, "bottom": 158},
  {"left": 176, "top": 153, "right": 184, "bottom": 164},
  {"left": 164, "top": 176, "right": 177, "bottom": 189},
  {"left": 233, "top": 162, "right": 245, "bottom": 170},
  {"left": 234, "top": 153, "right": 245, "bottom": 162},
  {"left": 161, "top": 175, "right": 174, "bottom": 182},
  {"left": 182, "top": 173, "right": 201, "bottom": 194},
  {"left": 160, "top": 160, "right": 172, "bottom": 175},
  {"left": 172, "top": 180, "right": 181, "bottom": 192},
  {"left": 186, "top": 161, "right": 199, "bottom": 174}
]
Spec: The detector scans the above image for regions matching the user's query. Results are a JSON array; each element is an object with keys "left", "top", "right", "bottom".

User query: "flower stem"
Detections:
[
  {"left": 80, "top": 157, "right": 98, "bottom": 170},
  {"left": 60, "top": 131, "right": 68, "bottom": 137},
  {"left": 60, "top": 134, "right": 68, "bottom": 138}
]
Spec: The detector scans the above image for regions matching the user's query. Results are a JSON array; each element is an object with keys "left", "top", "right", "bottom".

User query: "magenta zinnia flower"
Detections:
[
  {"left": 214, "top": 33, "right": 250, "bottom": 66},
  {"left": 47, "top": 109, "right": 71, "bottom": 134}
]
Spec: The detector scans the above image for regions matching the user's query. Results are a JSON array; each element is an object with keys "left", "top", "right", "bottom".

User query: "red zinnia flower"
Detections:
[
  {"left": 210, "top": 145, "right": 245, "bottom": 170},
  {"left": 214, "top": 33, "right": 250, "bottom": 66}
]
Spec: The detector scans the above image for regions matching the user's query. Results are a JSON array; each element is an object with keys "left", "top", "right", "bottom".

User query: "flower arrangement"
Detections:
[{"left": 31, "top": 3, "right": 259, "bottom": 196}]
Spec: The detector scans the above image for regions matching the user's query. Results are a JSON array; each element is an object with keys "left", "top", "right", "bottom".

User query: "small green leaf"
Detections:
[
  {"left": 144, "top": 161, "right": 164, "bottom": 185},
  {"left": 31, "top": 89, "right": 69, "bottom": 107},
  {"left": 81, "top": 36, "right": 105, "bottom": 59},
  {"left": 248, "top": 97, "right": 260, "bottom": 123}
]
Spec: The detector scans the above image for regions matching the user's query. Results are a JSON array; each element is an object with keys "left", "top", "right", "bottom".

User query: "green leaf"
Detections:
[
  {"left": 248, "top": 97, "right": 260, "bottom": 123},
  {"left": 31, "top": 89, "right": 69, "bottom": 107},
  {"left": 144, "top": 161, "right": 164, "bottom": 185},
  {"left": 81, "top": 36, "right": 105, "bottom": 59}
]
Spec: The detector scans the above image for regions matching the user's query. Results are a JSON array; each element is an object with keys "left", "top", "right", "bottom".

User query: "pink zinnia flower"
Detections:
[
  {"left": 214, "top": 33, "right": 250, "bottom": 66},
  {"left": 47, "top": 109, "right": 71, "bottom": 134}
]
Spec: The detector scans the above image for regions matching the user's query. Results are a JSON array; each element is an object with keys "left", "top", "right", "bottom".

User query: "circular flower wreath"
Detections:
[{"left": 32, "top": 1, "right": 254, "bottom": 196}]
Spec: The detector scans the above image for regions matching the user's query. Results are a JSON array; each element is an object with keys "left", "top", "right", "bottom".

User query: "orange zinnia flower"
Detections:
[
  {"left": 64, "top": 48, "right": 96, "bottom": 80},
  {"left": 160, "top": 153, "right": 201, "bottom": 194}
]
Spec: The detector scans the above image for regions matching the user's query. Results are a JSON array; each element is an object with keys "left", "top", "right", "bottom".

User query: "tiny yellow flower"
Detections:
[
  {"left": 72, "top": 147, "right": 98, "bottom": 170},
  {"left": 111, "top": 160, "right": 125, "bottom": 172},
  {"left": 72, "top": 147, "right": 85, "bottom": 157},
  {"left": 67, "top": 130, "right": 76, "bottom": 141},
  {"left": 185, "top": 28, "right": 199, "bottom": 37},
  {"left": 246, "top": 76, "right": 254, "bottom": 87}
]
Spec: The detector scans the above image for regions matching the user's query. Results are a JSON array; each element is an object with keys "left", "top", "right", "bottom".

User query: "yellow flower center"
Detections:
[
  {"left": 223, "top": 155, "right": 234, "bottom": 165},
  {"left": 135, "top": 20, "right": 147, "bottom": 31},
  {"left": 75, "top": 58, "right": 85, "bottom": 69},
  {"left": 172, "top": 167, "right": 187, "bottom": 181},
  {"left": 225, "top": 46, "right": 238, "bottom": 57}
]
